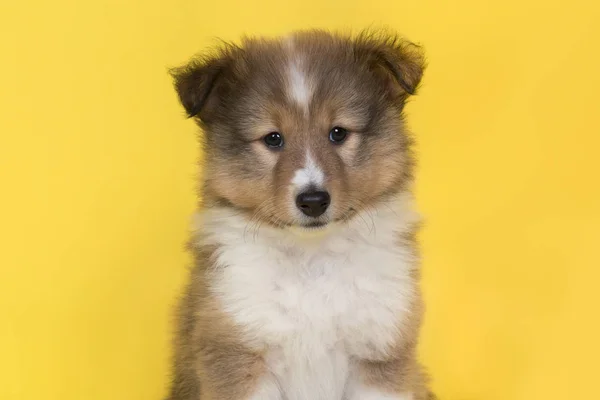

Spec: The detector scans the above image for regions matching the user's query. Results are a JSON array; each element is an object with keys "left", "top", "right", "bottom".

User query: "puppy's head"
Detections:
[{"left": 171, "top": 30, "right": 425, "bottom": 231}]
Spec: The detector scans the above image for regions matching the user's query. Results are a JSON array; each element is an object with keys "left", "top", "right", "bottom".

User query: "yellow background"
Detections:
[{"left": 1, "top": 0, "right": 599, "bottom": 399}]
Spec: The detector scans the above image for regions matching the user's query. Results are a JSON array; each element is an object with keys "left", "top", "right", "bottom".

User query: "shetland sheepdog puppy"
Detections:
[{"left": 167, "top": 29, "right": 434, "bottom": 400}]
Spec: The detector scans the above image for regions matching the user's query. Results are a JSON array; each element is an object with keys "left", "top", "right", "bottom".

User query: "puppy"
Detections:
[{"left": 167, "top": 29, "right": 433, "bottom": 400}]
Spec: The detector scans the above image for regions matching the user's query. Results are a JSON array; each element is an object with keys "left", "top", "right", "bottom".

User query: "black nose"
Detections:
[{"left": 296, "top": 191, "right": 331, "bottom": 218}]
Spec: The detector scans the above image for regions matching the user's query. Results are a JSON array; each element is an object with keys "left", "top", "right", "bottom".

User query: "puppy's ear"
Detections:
[
  {"left": 355, "top": 31, "right": 426, "bottom": 98},
  {"left": 169, "top": 44, "right": 239, "bottom": 119}
]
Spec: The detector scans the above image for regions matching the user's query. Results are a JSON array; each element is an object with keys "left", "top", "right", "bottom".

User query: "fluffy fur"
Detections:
[{"left": 167, "top": 29, "right": 434, "bottom": 400}]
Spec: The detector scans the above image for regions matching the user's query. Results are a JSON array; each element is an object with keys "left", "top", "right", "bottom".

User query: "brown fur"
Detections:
[
  {"left": 169, "top": 243, "right": 269, "bottom": 400},
  {"left": 167, "top": 29, "right": 433, "bottom": 399},
  {"left": 353, "top": 283, "right": 429, "bottom": 399}
]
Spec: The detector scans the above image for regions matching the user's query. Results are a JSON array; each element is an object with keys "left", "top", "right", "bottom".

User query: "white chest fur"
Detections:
[{"left": 196, "top": 195, "right": 420, "bottom": 400}]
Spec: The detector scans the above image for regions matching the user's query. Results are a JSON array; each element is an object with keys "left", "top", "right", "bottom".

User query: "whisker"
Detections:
[{"left": 349, "top": 198, "right": 377, "bottom": 238}]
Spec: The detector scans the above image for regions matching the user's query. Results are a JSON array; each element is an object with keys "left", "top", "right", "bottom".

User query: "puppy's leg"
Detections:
[
  {"left": 245, "top": 376, "right": 282, "bottom": 400},
  {"left": 345, "top": 357, "right": 431, "bottom": 400},
  {"left": 166, "top": 282, "right": 281, "bottom": 400},
  {"left": 197, "top": 342, "right": 282, "bottom": 400}
]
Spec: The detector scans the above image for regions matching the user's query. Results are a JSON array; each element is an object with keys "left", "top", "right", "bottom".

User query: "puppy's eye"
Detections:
[
  {"left": 329, "top": 127, "right": 348, "bottom": 144},
  {"left": 264, "top": 132, "right": 284, "bottom": 148}
]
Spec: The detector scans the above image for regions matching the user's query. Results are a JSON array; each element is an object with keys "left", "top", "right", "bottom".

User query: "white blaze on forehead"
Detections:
[
  {"left": 289, "top": 63, "right": 311, "bottom": 107},
  {"left": 284, "top": 37, "right": 313, "bottom": 111},
  {"left": 292, "top": 151, "right": 324, "bottom": 189}
]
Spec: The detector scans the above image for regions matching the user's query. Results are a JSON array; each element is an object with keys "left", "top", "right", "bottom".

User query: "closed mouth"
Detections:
[
  {"left": 263, "top": 207, "right": 359, "bottom": 231},
  {"left": 302, "top": 221, "right": 328, "bottom": 229},
  {"left": 298, "top": 207, "right": 359, "bottom": 229}
]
